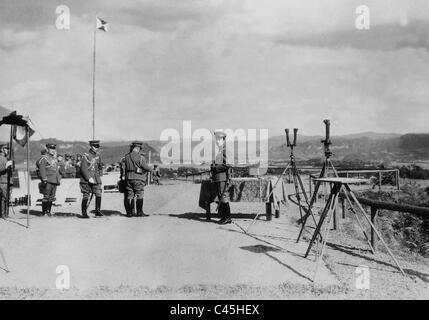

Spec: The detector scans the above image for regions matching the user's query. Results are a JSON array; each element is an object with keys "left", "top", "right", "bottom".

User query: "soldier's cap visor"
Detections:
[
  {"left": 131, "top": 141, "right": 144, "bottom": 147},
  {"left": 89, "top": 140, "right": 101, "bottom": 147},
  {"left": 46, "top": 144, "right": 56, "bottom": 149},
  {"left": 214, "top": 130, "right": 227, "bottom": 138}
]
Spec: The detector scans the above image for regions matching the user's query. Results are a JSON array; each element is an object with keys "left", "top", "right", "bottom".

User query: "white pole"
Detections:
[
  {"left": 92, "top": 14, "right": 97, "bottom": 140},
  {"left": 26, "top": 126, "right": 30, "bottom": 228}
]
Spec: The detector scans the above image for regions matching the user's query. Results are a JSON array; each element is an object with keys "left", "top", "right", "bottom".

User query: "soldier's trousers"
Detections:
[
  {"left": 80, "top": 182, "right": 102, "bottom": 200},
  {"left": 0, "top": 183, "right": 8, "bottom": 217},
  {"left": 125, "top": 179, "right": 145, "bottom": 200},
  {"left": 216, "top": 181, "right": 229, "bottom": 204},
  {"left": 43, "top": 183, "right": 58, "bottom": 202}
]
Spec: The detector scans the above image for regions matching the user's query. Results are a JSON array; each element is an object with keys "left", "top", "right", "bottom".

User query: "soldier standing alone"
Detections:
[
  {"left": 0, "top": 144, "right": 13, "bottom": 218},
  {"left": 121, "top": 141, "right": 153, "bottom": 217},
  {"left": 212, "top": 130, "right": 232, "bottom": 224},
  {"left": 80, "top": 140, "right": 104, "bottom": 218},
  {"left": 37, "top": 143, "right": 61, "bottom": 216}
]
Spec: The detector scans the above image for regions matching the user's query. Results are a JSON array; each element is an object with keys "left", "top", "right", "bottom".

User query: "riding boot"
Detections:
[
  {"left": 130, "top": 199, "right": 135, "bottom": 215},
  {"left": 46, "top": 201, "right": 53, "bottom": 217},
  {"left": 125, "top": 199, "right": 133, "bottom": 217},
  {"left": 81, "top": 198, "right": 90, "bottom": 219},
  {"left": 221, "top": 203, "right": 232, "bottom": 224},
  {"left": 41, "top": 201, "right": 48, "bottom": 216},
  {"left": 218, "top": 203, "right": 226, "bottom": 224},
  {"left": 124, "top": 197, "right": 131, "bottom": 217},
  {"left": 136, "top": 199, "right": 149, "bottom": 217},
  {"left": 95, "top": 196, "right": 103, "bottom": 217}
]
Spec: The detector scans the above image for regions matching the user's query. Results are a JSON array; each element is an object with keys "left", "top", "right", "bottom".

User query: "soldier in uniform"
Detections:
[
  {"left": 80, "top": 140, "right": 104, "bottom": 218},
  {"left": 121, "top": 141, "right": 153, "bottom": 217},
  {"left": 0, "top": 144, "right": 13, "bottom": 218},
  {"left": 64, "top": 154, "right": 76, "bottom": 178},
  {"left": 211, "top": 130, "right": 232, "bottom": 224},
  {"left": 37, "top": 143, "right": 62, "bottom": 216}
]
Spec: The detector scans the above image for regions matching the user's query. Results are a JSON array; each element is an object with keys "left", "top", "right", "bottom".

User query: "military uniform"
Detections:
[
  {"left": 37, "top": 144, "right": 62, "bottom": 216},
  {"left": 79, "top": 140, "right": 103, "bottom": 218},
  {"left": 121, "top": 141, "right": 152, "bottom": 217},
  {"left": 0, "top": 144, "right": 12, "bottom": 218},
  {"left": 212, "top": 130, "right": 232, "bottom": 224}
]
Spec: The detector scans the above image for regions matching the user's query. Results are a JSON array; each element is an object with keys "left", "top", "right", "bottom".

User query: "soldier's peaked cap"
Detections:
[
  {"left": 214, "top": 130, "right": 227, "bottom": 138},
  {"left": 46, "top": 143, "right": 56, "bottom": 149},
  {"left": 0, "top": 143, "right": 9, "bottom": 149},
  {"left": 131, "top": 141, "right": 144, "bottom": 147},
  {"left": 89, "top": 140, "right": 101, "bottom": 147}
]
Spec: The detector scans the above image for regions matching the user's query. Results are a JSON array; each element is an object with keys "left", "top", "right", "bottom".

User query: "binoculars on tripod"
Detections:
[
  {"left": 285, "top": 128, "right": 298, "bottom": 147},
  {"left": 321, "top": 119, "right": 331, "bottom": 145}
]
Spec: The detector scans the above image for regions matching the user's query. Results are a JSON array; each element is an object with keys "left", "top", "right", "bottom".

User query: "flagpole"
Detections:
[
  {"left": 92, "top": 13, "right": 97, "bottom": 140},
  {"left": 26, "top": 126, "right": 30, "bottom": 228}
]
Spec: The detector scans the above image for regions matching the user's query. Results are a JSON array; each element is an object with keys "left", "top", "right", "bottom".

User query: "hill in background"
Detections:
[{"left": 7, "top": 132, "right": 429, "bottom": 168}]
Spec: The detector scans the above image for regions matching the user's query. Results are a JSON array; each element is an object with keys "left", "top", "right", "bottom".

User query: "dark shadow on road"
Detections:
[
  {"left": 240, "top": 244, "right": 312, "bottom": 282},
  {"left": 1, "top": 217, "right": 28, "bottom": 228},
  {"left": 326, "top": 242, "right": 422, "bottom": 279},
  {"left": 168, "top": 212, "right": 259, "bottom": 223}
]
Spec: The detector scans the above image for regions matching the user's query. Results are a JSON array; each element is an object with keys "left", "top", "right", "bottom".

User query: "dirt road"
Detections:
[{"left": 0, "top": 180, "right": 428, "bottom": 299}]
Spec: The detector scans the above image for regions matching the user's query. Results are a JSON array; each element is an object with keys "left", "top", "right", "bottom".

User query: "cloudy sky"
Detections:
[{"left": 1, "top": 0, "right": 429, "bottom": 141}]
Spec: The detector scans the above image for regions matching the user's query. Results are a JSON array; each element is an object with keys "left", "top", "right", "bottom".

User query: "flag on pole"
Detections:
[
  {"left": 13, "top": 125, "right": 35, "bottom": 147},
  {"left": 96, "top": 17, "right": 108, "bottom": 32}
]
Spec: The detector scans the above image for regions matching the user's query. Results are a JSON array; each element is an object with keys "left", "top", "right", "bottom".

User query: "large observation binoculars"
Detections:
[{"left": 285, "top": 128, "right": 298, "bottom": 147}]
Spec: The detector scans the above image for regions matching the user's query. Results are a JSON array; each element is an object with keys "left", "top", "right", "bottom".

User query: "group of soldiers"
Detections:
[
  {"left": 0, "top": 130, "right": 232, "bottom": 224},
  {"left": 35, "top": 140, "right": 155, "bottom": 218}
]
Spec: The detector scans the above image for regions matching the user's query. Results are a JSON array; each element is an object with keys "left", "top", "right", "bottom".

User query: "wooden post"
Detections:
[
  {"left": 333, "top": 206, "right": 337, "bottom": 230},
  {"left": 378, "top": 171, "right": 382, "bottom": 192},
  {"left": 266, "top": 202, "right": 272, "bottom": 221},
  {"left": 341, "top": 196, "right": 346, "bottom": 219},
  {"left": 370, "top": 206, "right": 378, "bottom": 252},
  {"left": 275, "top": 201, "right": 280, "bottom": 218},
  {"left": 396, "top": 170, "right": 400, "bottom": 190}
]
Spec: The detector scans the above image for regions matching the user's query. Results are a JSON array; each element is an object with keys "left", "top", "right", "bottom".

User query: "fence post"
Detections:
[
  {"left": 396, "top": 169, "right": 400, "bottom": 190},
  {"left": 378, "top": 171, "right": 382, "bottom": 192},
  {"left": 341, "top": 196, "right": 346, "bottom": 219},
  {"left": 266, "top": 202, "right": 272, "bottom": 221},
  {"left": 370, "top": 206, "right": 378, "bottom": 252}
]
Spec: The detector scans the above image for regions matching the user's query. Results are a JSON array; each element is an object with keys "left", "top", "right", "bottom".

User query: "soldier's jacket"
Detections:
[
  {"left": 0, "top": 154, "right": 8, "bottom": 184},
  {"left": 37, "top": 154, "right": 62, "bottom": 185},
  {"left": 212, "top": 148, "right": 231, "bottom": 182},
  {"left": 122, "top": 152, "right": 152, "bottom": 181},
  {"left": 80, "top": 151, "right": 103, "bottom": 184}
]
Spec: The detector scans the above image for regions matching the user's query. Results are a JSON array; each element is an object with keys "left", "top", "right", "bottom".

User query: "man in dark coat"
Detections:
[
  {"left": 0, "top": 144, "right": 13, "bottom": 217},
  {"left": 212, "top": 130, "right": 232, "bottom": 224}
]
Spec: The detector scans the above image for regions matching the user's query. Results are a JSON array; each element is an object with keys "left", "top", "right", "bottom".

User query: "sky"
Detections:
[{"left": 1, "top": 0, "right": 429, "bottom": 141}]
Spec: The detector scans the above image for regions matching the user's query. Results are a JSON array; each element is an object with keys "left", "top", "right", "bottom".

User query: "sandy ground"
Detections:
[{"left": 0, "top": 180, "right": 428, "bottom": 299}]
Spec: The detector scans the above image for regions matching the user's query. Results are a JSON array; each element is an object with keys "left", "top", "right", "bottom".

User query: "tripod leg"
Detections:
[
  {"left": 345, "top": 184, "right": 406, "bottom": 276},
  {"left": 246, "top": 164, "right": 290, "bottom": 233},
  {"left": 313, "top": 187, "right": 340, "bottom": 281},
  {"left": 292, "top": 168, "right": 303, "bottom": 221},
  {"left": 297, "top": 162, "right": 328, "bottom": 242},
  {"left": 296, "top": 180, "right": 323, "bottom": 243},
  {"left": 342, "top": 190, "right": 375, "bottom": 254},
  {"left": 304, "top": 185, "right": 339, "bottom": 258}
]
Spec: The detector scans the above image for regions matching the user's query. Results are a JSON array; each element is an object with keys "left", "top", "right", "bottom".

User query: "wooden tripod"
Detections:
[{"left": 305, "top": 177, "right": 406, "bottom": 281}]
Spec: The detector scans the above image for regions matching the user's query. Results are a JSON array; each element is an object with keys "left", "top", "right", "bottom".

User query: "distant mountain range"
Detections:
[
  {"left": 5, "top": 132, "right": 429, "bottom": 168},
  {"left": 268, "top": 133, "right": 429, "bottom": 164}
]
